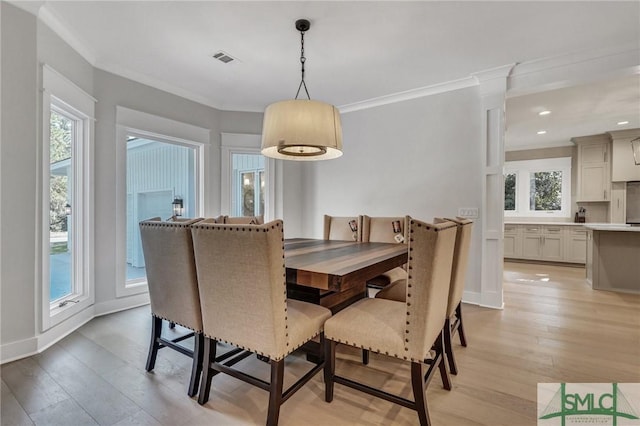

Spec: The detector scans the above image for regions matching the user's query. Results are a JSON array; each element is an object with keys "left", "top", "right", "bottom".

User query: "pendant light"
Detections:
[
  {"left": 632, "top": 137, "right": 640, "bottom": 165},
  {"left": 261, "top": 19, "right": 343, "bottom": 161}
]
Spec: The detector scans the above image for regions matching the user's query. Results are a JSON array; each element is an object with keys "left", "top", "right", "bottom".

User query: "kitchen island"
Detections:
[{"left": 584, "top": 224, "right": 640, "bottom": 294}]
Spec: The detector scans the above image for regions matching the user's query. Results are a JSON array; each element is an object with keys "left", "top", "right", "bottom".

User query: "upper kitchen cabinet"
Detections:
[
  {"left": 572, "top": 134, "right": 611, "bottom": 202},
  {"left": 610, "top": 129, "right": 640, "bottom": 182}
]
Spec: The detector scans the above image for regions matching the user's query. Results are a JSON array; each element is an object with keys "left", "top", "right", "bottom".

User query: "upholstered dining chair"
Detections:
[
  {"left": 222, "top": 215, "right": 264, "bottom": 224},
  {"left": 361, "top": 215, "right": 410, "bottom": 290},
  {"left": 190, "top": 220, "right": 332, "bottom": 426},
  {"left": 323, "top": 215, "right": 362, "bottom": 241},
  {"left": 139, "top": 217, "right": 205, "bottom": 397},
  {"left": 323, "top": 219, "right": 457, "bottom": 426},
  {"left": 376, "top": 217, "right": 473, "bottom": 375}
]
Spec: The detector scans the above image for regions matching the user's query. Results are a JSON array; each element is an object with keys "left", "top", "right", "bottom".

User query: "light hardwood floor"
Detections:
[{"left": 2, "top": 262, "right": 639, "bottom": 425}]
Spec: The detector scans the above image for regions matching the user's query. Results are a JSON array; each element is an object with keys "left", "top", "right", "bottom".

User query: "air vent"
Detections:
[{"left": 212, "top": 51, "right": 235, "bottom": 64}]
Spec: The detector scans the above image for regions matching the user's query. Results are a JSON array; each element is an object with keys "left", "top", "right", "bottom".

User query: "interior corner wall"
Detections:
[
  {"left": 1, "top": 4, "right": 270, "bottom": 361},
  {"left": 1, "top": 2, "right": 38, "bottom": 348},
  {"left": 300, "top": 87, "right": 484, "bottom": 296},
  {"left": 92, "top": 69, "right": 266, "bottom": 305}
]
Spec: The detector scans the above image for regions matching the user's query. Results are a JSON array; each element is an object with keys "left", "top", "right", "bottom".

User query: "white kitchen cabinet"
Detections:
[
  {"left": 610, "top": 129, "right": 640, "bottom": 182},
  {"left": 573, "top": 135, "right": 611, "bottom": 202},
  {"left": 504, "top": 223, "right": 585, "bottom": 264},
  {"left": 521, "top": 226, "right": 542, "bottom": 259},
  {"left": 565, "top": 227, "right": 587, "bottom": 263},
  {"left": 503, "top": 224, "right": 522, "bottom": 258},
  {"left": 610, "top": 182, "right": 626, "bottom": 223},
  {"left": 540, "top": 226, "right": 564, "bottom": 261},
  {"left": 585, "top": 230, "right": 593, "bottom": 284}
]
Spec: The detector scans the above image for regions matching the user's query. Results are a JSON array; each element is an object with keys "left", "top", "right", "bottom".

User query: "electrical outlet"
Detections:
[{"left": 458, "top": 207, "right": 479, "bottom": 218}]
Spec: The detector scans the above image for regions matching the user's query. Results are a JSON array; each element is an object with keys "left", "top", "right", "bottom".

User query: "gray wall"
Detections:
[
  {"left": 300, "top": 87, "right": 484, "bottom": 296},
  {"left": 1, "top": 2, "right": 38, "bottom": 346},
  {"left": 0, "top": 4, "right": 281, "bottom": 359}
]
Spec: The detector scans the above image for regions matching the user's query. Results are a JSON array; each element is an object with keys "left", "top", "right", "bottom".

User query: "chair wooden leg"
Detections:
[
  {"left": 443, "top": 318, "right": 458, "bottom": 375},
  {"left": 362, "top": 349, "right": 369, "bottom": 365},
  {"left": 267, "top": 359, "right": 285, "bottom": 426},
  {"left": 411, "top": 362, "right": 431, "bottom": 426},
  {"left": 324, "top": 339, "right": 336, "bottom": 403},
  {"left": 456, "top": 303, "right": 467, "bottom": 347},
  {"left": 434, "top": 332, "right": 452, "bottom": 391},
  {"left": 145, "top": 316, "right": 162, "bottom": 372},
  {"left": 198, "top": 337, "right": 217, "bottom": 405},
  {"left": 188, "top": 333, "right": 204, "bottom": 397}
]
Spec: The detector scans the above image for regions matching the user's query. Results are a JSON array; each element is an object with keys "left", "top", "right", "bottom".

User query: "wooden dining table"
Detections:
[{"left": 284, "top": 238, "right": 408, "bottom": 313}]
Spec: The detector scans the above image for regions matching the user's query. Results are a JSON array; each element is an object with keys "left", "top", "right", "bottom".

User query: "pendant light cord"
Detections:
[{"left": 295, "top": 28, "right": 311, "bottom": 100}]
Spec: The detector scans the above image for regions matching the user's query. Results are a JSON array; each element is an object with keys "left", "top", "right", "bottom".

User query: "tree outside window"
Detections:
[
  {"left": 504, "top": 157, "right": 571, "bottom": 218},
  {"left": 530, "top": 171, "right": 562, "bottom": 211},
  {"left": 504, "top": 173, "right": 516, "bottom": 211}
]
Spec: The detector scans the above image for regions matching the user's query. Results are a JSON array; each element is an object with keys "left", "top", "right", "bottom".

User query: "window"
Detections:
[
  {"left": 232, "top": 153, "right": 265, "bottom": 217},
  {"left": 115, "top": 106, "right": 209, "bottom": 298},
  {"left": 504, "top": 173, "right": 516, "bottom": 211},
  {"left": 504, "top": 157, "right": 571, "bottom": 218},
  {"left": 42, "top": 65, "right": 95, "bottom": 330},
  {"left": 220, "top": 133, "right": 281, "bottom": 222},
  {"left": 126, "top": 136, "right": 197, "bottom": 283}
]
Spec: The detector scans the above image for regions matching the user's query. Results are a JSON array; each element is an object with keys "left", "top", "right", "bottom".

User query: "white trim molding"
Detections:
[
  {"left": 338, "top": 76, "right": 478, "bottom": 113},
  {"left": 41, "top": 65, "right": 96, "bottom": 331},
  {"left": 220, "top": 133, "right": 281, "bottom": 222},
  {"left": 474, "top": 64, "right": 515, "bottom": 310},
  {"left": 115, "top": 107, "right": 210, "bottom": 298}
]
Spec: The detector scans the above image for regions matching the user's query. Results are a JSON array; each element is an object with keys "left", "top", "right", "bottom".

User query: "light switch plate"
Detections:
[{"left": 458, "top": 207, "right": 479, "bottom": 218}]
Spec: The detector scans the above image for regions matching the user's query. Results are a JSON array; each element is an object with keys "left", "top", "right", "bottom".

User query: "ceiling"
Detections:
[
  {"left": 506, "top": 74, "right": 640, "bottom": 150},
  {"left": 21, "top": 1, "right": 640, "bottom": 148}
]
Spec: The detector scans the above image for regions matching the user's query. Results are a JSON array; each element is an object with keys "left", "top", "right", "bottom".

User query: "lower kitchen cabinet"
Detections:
[
  {"left": 504, "top": 223, "right": 585, "bottom": 264},
  {"left": 565, "top": 227, "right": 587, "bottom": 263}
]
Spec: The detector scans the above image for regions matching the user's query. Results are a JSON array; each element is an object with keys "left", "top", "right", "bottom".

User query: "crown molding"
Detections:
[
  {"left": 472, "top": 63, "right": 517, "bottom": 96},
  {"left": 508, "top": 43, "right": 640, "bottom": 98},
  {"left": 95, "top": 60, "right": 224, "bottom": 111},
  {"left": 29, "top": 7, "right": 640, "bottom": 115},
  {"left": 338, "top": 76, "right": 478, "bottom": 113}
]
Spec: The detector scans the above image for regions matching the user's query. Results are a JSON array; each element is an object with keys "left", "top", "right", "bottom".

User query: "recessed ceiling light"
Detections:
[
  {"left": 537, "top": 130, "right": 547, "bottom": 135},
  {"left": 617, "top": 121, "right": 629, "bottom": 125},
  {"left": 539, "top": 110, "right": 551, "bottom": 116}
]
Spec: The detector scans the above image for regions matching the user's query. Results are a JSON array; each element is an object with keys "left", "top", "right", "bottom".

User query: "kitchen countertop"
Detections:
[
  {"left": 583, "top": 224, "right": 640, "bottom": 232},
  {"left": 504, "top": 221, "right": 585, "bottom": 226}
]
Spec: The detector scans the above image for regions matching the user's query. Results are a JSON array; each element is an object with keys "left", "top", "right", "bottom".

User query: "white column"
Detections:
[{"left": 472, "top": 64, "right": 515, "bottom": 309}]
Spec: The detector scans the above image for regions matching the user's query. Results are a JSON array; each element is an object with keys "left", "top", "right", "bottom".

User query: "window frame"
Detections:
[
  {"left": 115, "top": 106, "right": 210, "bottom": 298},
  {"left": 220, "top": 133, "right": 280, "bottom": 221},
  {"left": 504, "top": 157, "right": 571, "bottom": 218},
  {"left": 41, "top": 65, "right": 95, "bottom": 331}
]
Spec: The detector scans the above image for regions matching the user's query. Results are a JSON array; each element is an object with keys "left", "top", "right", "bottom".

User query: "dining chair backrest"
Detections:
[
  {"left": 139, "top": 217, "right": 204, "bottom": 332},
  {"left": 223, "top": 215, "right": 264, "bottom": 225},
  {"left": 405, "top": 218, "right": 457, "bottom": 362},
  {"left": 361, "top": 215, "right": 410, "bottom": 244},
  {"left": 435, "top": 217, "right": 473, "bottom": 318},
  {"left": 323, "top": 215, "right": 362, "bottom": 241},
  {"left": 190, "top": 220, "right": 290, "bottom": 360}
]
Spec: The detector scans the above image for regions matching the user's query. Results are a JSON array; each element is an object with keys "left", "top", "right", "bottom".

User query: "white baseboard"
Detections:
[
  {"left": 94, "top": 293, "right": 150, "bottom": 317},
  {"left": 462, "top": 290, "right": 481, "bottom": 305},
  {"left": 37, "top": 306, "right": 95, "bottom": 355},
  {"left": 0, "top": 337, "right": 38, "bottom": 364},
  {"left": 1, "top": 293, "right": 150, "bottom": 364}
]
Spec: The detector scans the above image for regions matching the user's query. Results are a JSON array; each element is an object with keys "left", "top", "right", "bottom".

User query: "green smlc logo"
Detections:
[{"left": 540, "top": 383, "right": 639, "bottom": 426}]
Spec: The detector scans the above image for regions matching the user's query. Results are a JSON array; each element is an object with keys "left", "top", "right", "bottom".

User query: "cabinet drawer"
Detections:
[
  {"left": 570, "top": 227, "right": 586, "bottom": 236},
  {"left": 523, "top": 226, "right": 542, "bottom": 234},
  {"left": 543, "top": 226, "right": 563, "bottom": 234},
  {"left": 504, "top": 225, "right": 519, "bottom": 234}
]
